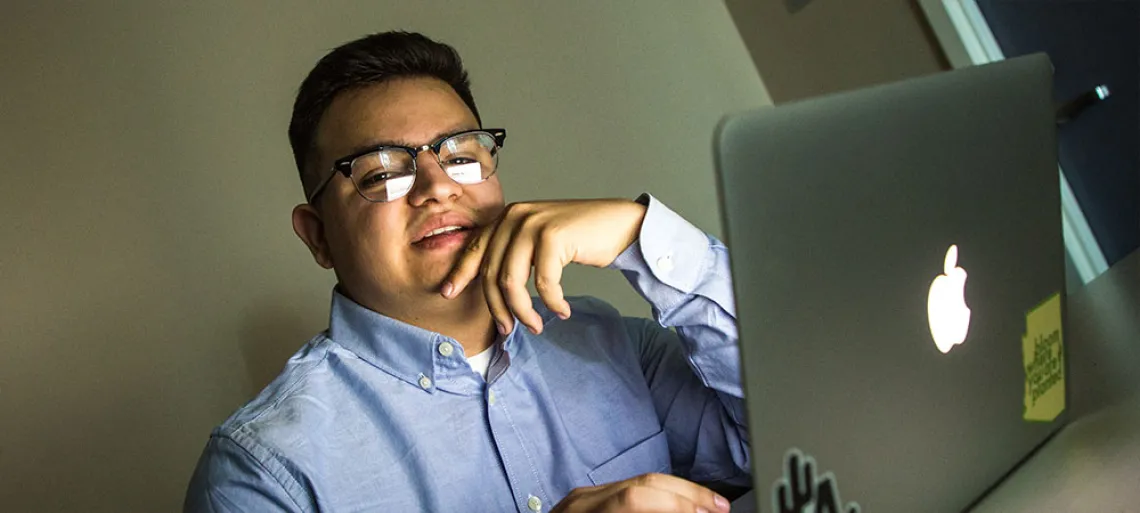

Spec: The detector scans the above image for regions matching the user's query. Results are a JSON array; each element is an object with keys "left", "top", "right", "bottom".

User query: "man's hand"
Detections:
[
  {"left": 442, "top": 199, "right": 646, "bottom": 335},
  {"left": 551, "top": 473, "right": 731, "bottom": 513}
]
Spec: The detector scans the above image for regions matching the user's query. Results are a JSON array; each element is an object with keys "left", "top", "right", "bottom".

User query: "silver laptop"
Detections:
[{"left": 715, "top": 54, "right": 1067, "bottom": 512}]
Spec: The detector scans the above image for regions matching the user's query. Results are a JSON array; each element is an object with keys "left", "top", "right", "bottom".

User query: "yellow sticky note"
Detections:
[{"left": 1023, "top": 292, "right": 1064, "bottom": 422}]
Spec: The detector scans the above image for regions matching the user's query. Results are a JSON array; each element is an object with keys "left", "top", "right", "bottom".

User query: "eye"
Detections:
[
  {"left": 445, "top": 156, "right": 477, "bottom": 166},
  {"left": 358, "top": 171, "right": 393, "bottom": 189}
]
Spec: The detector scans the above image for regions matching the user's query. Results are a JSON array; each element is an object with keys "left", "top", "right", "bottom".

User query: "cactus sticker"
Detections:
[
  {"left": 1022, "top": 292, "right": 1064, "bottom": 422},
  {"left": 772, "top": 448, "right": 859, "bottom": 513}
]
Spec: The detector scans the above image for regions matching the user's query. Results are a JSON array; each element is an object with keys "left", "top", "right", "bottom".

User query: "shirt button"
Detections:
[
  {"left": 438, "top": 342, "right": 454, "bottom": 357},
  {"left": 488, "top": 390, "right": 496, "bottom": 405},
  {"left": 656, "top": 254, "right": 674, "bottom": 273},
  {"left": 527, "top": 495, "right": 542, "bottom": 512},
  {"left": 418, "top": 375, "right": 432, "bottom": 390}
]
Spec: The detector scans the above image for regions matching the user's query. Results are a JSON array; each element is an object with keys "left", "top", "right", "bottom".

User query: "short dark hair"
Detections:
[{"left": 288, "top": 31, "right": 481, "bottom": 199}]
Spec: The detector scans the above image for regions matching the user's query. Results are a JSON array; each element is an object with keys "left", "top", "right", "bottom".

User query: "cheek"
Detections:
[
  {"left": 332, "top": 205, "right": 407, "bottom": 263},
  {"left": 472, "top": 178, "right": 506, "bottom": 211},
  {"left": 360, "top": 209, "right": 407, "bottom": 254}
]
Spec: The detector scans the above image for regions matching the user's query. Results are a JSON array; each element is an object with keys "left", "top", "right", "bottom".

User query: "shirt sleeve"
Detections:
[
  {"left": 609, "top": 193, "right": 750, "bottom": 485},
  {"left": 184, "top": 434, "right": 309, "bottom": 513}
]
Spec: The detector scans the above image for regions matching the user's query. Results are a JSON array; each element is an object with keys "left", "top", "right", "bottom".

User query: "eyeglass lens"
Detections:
[{"left": 349, "top": 131, "right": 499, "bottom": 202}]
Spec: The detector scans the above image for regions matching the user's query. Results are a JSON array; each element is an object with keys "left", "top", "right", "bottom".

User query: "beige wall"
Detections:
[
  {"left": 725, "top": 0, "right": 948, "bottom": 102},
  {"left": 0, "top": 2, "right": 767, "bottom": 511}
]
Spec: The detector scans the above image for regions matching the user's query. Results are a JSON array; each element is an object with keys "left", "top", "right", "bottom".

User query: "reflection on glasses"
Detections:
[{"left": 308, "top": 128, "right": 507, "bottom": 204}]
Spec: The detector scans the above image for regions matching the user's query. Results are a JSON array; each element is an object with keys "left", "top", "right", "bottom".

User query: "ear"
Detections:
[{"left": 292, "top": 203, "right": 334, "bottom": 269}]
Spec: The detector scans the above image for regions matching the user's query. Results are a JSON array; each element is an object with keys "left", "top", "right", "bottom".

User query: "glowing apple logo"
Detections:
[{"left": 927, "top": 244, "right": 971, "bottom": 353}]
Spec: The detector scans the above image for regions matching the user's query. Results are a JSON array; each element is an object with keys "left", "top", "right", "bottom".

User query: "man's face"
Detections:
[{"left": 308, "top": 77, "right": 505, "bottom": 313}]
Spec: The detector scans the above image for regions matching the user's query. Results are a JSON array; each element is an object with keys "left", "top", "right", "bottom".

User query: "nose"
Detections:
[{"left": 405, "top": 151, "right": 462, "bottom": 207}]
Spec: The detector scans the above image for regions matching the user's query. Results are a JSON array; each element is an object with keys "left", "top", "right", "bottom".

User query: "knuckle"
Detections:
[
  {"left": 498, "top": 272, "right": 519, "bottom": 288},
  {"left": 533, "top": 275, "right": 554, "bottom": 292},
  {"left": 538, "top": 222, "right": 563, "bottom": 241},
  {"left": 635, "top": 473, "right": 661, "bottom": 487},
  {"left": 616, "top": 486, "right": 648, "bottom": 508},
  {"left": 519, "top": 213, "right": 543, "bottom": 230}
]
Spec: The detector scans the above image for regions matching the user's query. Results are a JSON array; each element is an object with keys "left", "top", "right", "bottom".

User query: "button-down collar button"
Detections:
[
  {"left": 438, "top": 341, "right": 454, "bottom": 357},
  {"left": 418, "top": 375, "right": 432, "bottom": 390}
]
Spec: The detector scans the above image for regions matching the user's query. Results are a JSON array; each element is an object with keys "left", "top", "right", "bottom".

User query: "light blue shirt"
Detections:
[{"left": 184, "top": 195, "right": 749, "bottom": 512}]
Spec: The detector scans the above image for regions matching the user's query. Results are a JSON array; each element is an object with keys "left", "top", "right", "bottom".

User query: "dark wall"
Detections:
[
  {"left": 979, "top": 0, "right": 1140, "bottom": 265},
  {"left": 723, "top": 0, "right": 947, "bottom": 103}
]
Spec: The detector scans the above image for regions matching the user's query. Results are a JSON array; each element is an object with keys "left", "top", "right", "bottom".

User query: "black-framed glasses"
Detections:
[{"left": 307, "top": 128, "right": 507, "bottom": 204}]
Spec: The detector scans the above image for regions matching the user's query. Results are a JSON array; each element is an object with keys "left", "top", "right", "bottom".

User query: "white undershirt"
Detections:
[{"left": 465, "top": 346, "right": 494, "bottom": 379}]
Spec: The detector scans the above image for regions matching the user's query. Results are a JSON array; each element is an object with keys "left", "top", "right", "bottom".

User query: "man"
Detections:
[{"left": 185, "top": 31, "right": 749, "bottom": 512}]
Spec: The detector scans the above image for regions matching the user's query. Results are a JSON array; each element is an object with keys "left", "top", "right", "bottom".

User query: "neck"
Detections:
[{"left": 347, "top": 282, "right": 499, "bottom": 356}]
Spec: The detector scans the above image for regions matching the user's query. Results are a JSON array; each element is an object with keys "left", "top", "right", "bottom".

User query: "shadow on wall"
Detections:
[
  {"left": 0, "top": 292, "right": 238, "bottom": 512},
  {"left": 239, "top": 302, "right": 323, "bottom": 396},
  {"left": 786, "top": 0, "right": 814, "bottom": 13}
]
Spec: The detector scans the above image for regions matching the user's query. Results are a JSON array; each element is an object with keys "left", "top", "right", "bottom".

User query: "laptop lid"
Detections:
[{"left": 715, "top": 54, "right": 1066, "bottom": 512}]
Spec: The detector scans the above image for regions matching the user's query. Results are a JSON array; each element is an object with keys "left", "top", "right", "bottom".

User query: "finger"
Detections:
[
  {"left": 499, "top": 225, "right": 545, "bottom": 334},
  {"left": 627, "top": 474, "right": 729, "bottom": 513},
  {"left": 601, "top": 483, "right": 701, "bottom": 513},
  {"left": 443, "top": 223, "right": 494, "bottom": 299},
  {"left": 533, "top": 233, "right": 571, "bottom": 320},
  {"left": 481, "top": 215, "right": 520, "bottom": 335},
  {"left": 551, "top": 486, "right": 610, "bottom": 513}
]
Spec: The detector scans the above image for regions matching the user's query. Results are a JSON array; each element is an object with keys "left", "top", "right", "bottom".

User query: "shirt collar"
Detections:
[{"left": 327, "top": 289, "right": 520, "bottom": 394}]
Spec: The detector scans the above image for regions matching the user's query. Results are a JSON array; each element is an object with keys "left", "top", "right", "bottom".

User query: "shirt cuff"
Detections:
[{"left": 610, "top": 193, "right": 712, "bottom": 298}]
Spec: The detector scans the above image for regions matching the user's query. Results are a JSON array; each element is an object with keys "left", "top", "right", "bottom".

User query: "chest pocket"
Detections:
[{"left": 587, "top": 429, "right": 672, "bottom": 486}]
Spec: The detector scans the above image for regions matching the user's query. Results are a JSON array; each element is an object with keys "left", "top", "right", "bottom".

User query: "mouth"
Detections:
[{"left": 411, "top": 224, "right": 475, "bottom": 250}]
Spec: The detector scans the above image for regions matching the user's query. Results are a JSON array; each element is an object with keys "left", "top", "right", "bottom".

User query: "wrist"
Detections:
[{"left": 620, "top": 199, "right": 648, "bottom": 252}]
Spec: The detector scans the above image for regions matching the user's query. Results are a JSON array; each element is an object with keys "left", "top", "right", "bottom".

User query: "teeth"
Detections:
[{"left": 425, "top": 226, "right": 464, "bottom": 238}]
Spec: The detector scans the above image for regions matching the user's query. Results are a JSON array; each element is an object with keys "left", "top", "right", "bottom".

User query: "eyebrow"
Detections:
[{"left": 341, "top": 125, "right": 478, "bottom": 159}]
